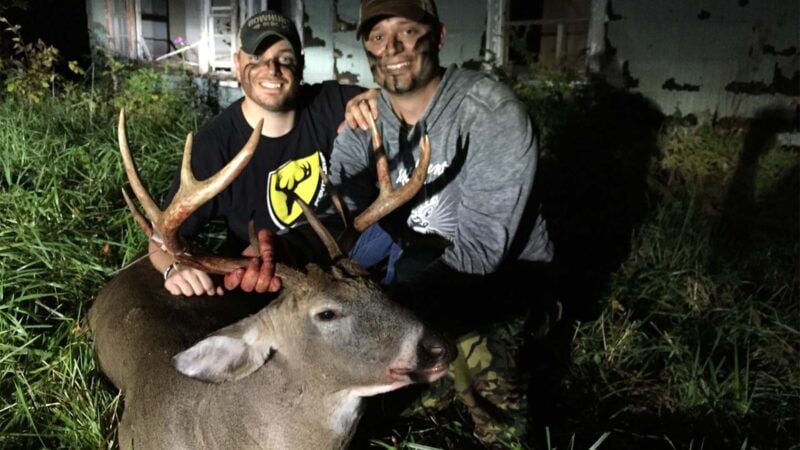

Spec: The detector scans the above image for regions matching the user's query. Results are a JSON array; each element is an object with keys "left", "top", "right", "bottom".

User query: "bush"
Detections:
[{"left": 0, "top": 16, "right": 64, "bottom": 104}]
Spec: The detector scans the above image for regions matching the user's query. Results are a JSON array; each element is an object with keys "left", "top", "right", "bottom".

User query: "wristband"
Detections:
[{"left": 163, "top": 262, "right": 180, "bottom": 281}]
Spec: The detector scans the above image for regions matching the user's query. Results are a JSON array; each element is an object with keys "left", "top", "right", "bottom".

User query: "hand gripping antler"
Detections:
[
  {"left": 321, "top": 113, "right": 431, "bottom": 257},
  {"left": 118, "top": 109, "right": 258, "bottom": 274},
  {"left": 352, "top": 113, "right": 431, "bottom": 232}
]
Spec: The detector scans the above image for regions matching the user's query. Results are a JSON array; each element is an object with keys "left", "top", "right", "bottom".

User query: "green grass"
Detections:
[
  {"left": 0, "top": 69, "right": 797, "bottom": 450},
  {"left": 0, "top": 86, "right": 199, "bottom": 449}
]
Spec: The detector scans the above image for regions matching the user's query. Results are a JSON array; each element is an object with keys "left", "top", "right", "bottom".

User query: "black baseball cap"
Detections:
[
  {"left": 239, "top": 11, "right": 302, "bottom": 57},
  {"left": 356, "top": 0, "right": 440, "bottom": 38}
]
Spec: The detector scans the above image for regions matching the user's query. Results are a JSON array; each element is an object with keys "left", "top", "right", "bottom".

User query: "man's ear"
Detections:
[
  {"left": 438, "top": 24, "right": 447, "bottom": 50},
  {"left": 233, "top": 51, "right": 243, "bottom": 82}
]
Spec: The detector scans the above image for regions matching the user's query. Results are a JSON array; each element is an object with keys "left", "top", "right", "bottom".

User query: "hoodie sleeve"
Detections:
[{"left": 440, "top": 92, "right": 538, "bottom": 275}]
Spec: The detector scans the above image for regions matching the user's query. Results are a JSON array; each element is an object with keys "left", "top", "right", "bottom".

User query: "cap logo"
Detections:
[{"left": 246, "top": 13, "right": 292, "bottom": 30}]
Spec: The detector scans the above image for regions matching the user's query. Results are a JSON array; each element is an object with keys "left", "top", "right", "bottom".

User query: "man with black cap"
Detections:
[
  {"left": 147, "top": 10, "right": 372, "bottom": 297},
  {"left": 329, "top": 0, "right": 555, "bottom": 445}
]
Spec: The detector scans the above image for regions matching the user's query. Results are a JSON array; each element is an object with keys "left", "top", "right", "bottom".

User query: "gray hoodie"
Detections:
[{"left": 329, "top": 65, "right": 553, "bottom": 275}]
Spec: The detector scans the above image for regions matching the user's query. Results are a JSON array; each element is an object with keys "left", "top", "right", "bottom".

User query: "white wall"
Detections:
[{"left": 606, "top": 0, "right": 799, "bottom": 117}]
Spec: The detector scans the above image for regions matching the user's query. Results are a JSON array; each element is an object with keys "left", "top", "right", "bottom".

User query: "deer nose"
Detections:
[
  {"left": 427, "top": 342, "right": 445, "bottom": 356},
  {"left": 418, "top": 333, "right": 457, "bottom": 367}
]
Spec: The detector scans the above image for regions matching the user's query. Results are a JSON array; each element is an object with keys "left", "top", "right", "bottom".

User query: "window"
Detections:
[
  {"left": 487, "top": 0, "right": 591, "bottom": 72},
  {"left": 141, "top": 0, "right": 170, "bottom": 58}
]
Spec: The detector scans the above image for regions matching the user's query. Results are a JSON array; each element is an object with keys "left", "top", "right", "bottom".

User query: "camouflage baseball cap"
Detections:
[
  {"left": 239, "top": 10, "right": 302, "bottom": 57},
  {"left": 356, "top": 0, "right": 440, "bottom": 38}
]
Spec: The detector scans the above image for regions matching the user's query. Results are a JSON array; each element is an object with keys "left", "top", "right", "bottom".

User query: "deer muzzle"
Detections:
[{"left": 389, "top": 332, "right": 456, "bottom": 384}]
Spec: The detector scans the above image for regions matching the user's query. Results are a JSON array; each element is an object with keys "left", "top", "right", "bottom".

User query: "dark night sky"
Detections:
[{"left": 2, "top": 0, "right": 91, "bottom": 72}]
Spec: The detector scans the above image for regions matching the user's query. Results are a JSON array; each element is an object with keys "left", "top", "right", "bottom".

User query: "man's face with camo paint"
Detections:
[
  {"left": 235, "top": 37, "right": 299, "bottom": 112},
  {"left": 362, "top": 17, "right": 441, "bottom": 95}
]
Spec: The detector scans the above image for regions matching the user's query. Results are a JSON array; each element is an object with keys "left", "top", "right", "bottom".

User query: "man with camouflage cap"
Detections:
[{"left": 330, "top": 0, "right": 556, "bottom": 445}]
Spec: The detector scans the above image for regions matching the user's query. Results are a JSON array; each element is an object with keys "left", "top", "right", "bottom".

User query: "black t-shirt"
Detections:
[{"left": 164, "top": 81, "right": 362, "bottom": 248}]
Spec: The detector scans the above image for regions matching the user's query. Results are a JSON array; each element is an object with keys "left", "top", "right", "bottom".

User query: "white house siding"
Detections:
[{"left": 605, "top": 0, "right": 799, "bottom": 117}]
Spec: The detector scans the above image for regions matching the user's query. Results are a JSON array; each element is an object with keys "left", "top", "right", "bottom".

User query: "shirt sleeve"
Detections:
[{"left": 440, "top": 97, "right": 538, "bottom": 275}]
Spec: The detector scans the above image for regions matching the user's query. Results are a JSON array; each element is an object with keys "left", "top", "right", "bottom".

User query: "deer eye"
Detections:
[{"left": 315, "top": 310, "right": 339, "bottom": 321}]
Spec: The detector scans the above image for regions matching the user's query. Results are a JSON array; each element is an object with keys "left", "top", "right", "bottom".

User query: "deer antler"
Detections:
[
  {"left": 352, "top": 113, "right": 431, "bottom": 232},
  {"left": 118, "top": 109, "right": 259, "bottom": 274},
  {"left": 322, "top": 113, "right": 431, "bottom": 254},
  {"left": 119, "top": 109, "right": 429, "bottom": 277}
]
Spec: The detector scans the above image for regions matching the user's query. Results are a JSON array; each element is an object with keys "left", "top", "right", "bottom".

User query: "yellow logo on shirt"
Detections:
[{"left": 267, "top": 152, "right": 325, "bottom": 229}]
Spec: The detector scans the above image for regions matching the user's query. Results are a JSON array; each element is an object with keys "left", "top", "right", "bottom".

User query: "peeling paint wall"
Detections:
[
  {"left": 605, "top": 0, "right": 799, "bottom": 117},
  {"left": 302, "top": 0, "right": 485, "bottom": 86}
]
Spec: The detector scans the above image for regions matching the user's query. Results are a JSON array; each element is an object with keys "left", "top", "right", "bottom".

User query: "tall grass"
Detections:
[{"left": 0, "top": 84, "right": 203, "bottom": 448}]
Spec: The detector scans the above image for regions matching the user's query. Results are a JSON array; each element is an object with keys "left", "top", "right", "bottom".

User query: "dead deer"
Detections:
[{"left": 88, "top": 111, "right": 448, "bottom": 450}]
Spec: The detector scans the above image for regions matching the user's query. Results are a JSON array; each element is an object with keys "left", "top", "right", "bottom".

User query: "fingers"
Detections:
[
  {"left": 236, "top": 258, "right": 280, "bottom": 293},
  {"left": 223, "top": 229, "right": 282, "bottom": 294},
  {"left": 257, "top": 229, "right": 273, "bottom": 258},
  {"left": 268, "top": 275, "right": 281, "bottom": 292},
  {"left": 257, "top": 229, "right": 281, "bottom": 293},
  {"left": 344, "top": 103, "right": 367, "bottom": 131},
  {"left": 239, "top": 258, "right": 261, "bottom": 292},
  {"left": 255, "top": 259, "right": 275, "bottom": 292},
  {"left": 224, "top": 268, "right": 245, "bottom": 290},
  {"left": 353, "top": 98, "right": 378, "bottom": 131},
  {"left": 343, "top": 90, "right": 380, "bottom": 131},
  {"left": 165, "top": 267, "right": 219, "bottom": 296}
]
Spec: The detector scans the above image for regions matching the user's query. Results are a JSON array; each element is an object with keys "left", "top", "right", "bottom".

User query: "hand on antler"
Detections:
[
  {"left": 338, "top": 88, "right": 380, "bottom": 133},
  {"left": 223, "top": 229, "right": 282, "bottom": 293}
]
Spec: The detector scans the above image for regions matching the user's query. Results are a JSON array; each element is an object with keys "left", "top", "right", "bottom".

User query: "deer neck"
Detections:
[
  {"left": 247, "top": 356, "right": 364, "bottom": 449},
  {"left": 324, "top": 391, "right": 364, "bottom": 448}
]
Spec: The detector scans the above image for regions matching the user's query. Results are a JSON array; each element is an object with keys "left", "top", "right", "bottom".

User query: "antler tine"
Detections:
[
  {"left": 292, "top": 194, "right": 344, "bottom": 261},
  {"left": 160, "top": 119, "right": 263, "bottom": 253},
  {"left": 118, "top": 110, "right": 163, "bottom": 238},
  {"left": 320, "top": 170, "right": 351, "bottom": 230},
  {"left": 352, "top": 114, "right": 431, "bottom": 232},
  {"left": 121, "top": 187, "right": 154, "bottom": 238},
  {"left": 118, "top": 109, "right": 263, "bottom": 258}
]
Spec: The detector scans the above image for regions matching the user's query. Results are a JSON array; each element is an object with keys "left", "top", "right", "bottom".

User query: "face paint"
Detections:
[
  {"left": 363, "top": 17, "right": 441, "bottom": 95},
  {"left": 236, "top": 39, "right": 299, "bottom": 112}
]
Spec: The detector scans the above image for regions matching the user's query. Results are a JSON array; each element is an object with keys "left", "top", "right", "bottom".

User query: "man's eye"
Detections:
[
  {"left": 370, "top": 34, "right": 383, "bottom": 42},
  {"left": 278, "top": 56, "right": 295, "bottom": 66}
]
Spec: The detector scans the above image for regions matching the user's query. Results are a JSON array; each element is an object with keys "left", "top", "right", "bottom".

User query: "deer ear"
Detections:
[{"left": 172, "top": 324, "right": 274, "bottom": 383}]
